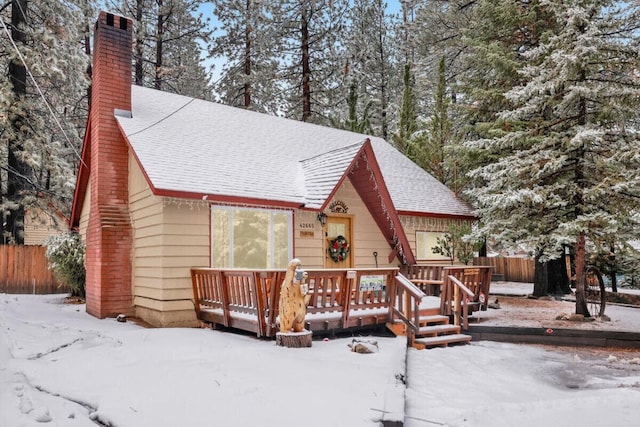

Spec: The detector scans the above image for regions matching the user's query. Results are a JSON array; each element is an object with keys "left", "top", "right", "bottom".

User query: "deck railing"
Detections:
[
  {"left": 191, "top": 267, "right": 399, "bottom": 337},
  {"left": 392, "top": 274, "right": 425, "bottom": 344},
  {"left": 190, "top": 269, "right": 283, "bottom": 337},
  {"left": 399, "top": 264, "right": 446, "bottom": 296},
  {"left": 440, "top": 266, "right": 492, "bottom": 330},
  {"left": 191, "top": 265, "right": 492, "bottom": 337}
]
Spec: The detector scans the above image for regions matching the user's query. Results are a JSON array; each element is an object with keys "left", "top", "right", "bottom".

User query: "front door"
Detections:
[{"left": 324, "top": 216, "right": 352, "bottom": 268}]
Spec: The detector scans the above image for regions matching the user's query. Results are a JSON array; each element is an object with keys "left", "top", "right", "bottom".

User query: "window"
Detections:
[
  {"left": 211, "top": 207, "right": 292, "bottom": 268},
  {"left": 415, "top": 231, "right": 450, "bottom": 261}
]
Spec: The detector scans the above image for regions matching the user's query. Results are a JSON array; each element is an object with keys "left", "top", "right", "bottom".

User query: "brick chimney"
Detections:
[{"left": 85, "top": 12, "right": 133, "bottom": 318}]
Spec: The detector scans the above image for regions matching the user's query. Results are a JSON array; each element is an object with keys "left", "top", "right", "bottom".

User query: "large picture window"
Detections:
[
  {"left": 211, "top": 207, "right": 292, "bottom": 269},
  {"left": 416, "top": 231, "right": 450, "bottom": 261}
]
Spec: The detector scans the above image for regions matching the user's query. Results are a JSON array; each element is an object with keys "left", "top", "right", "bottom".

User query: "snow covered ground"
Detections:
[
  {"left": 483, "top": 281, "right": 640, "bottom": 331},
  {"left": 1, "top": 293, "right": 639, "bottom": 426}
]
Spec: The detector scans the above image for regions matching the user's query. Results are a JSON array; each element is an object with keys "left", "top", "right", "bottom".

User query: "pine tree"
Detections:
[
  {"left": 441, "top": 0, "right": 567, "bottom": 296},
  {"left": 0, "top": 0, "right": 91, "bottom": 244},
  {"left": 162, "top": 28, "right": 213, "bottom": 100},
  {"left": 158, "top": 1, "right": 212, "bottom": 98},
  {"left": 108, "top": 0, "right": 154, "bottom": 85},
  {"left": 343, "top": 0, "right": 399, "bottom": 139},
  {"left": 410, "top": 1, "right": 478, "bottom": 114},
  {"left": 209, "top": 0, "right": 279, "bottom": 112},
  {"left": 155, "top": 0, "right": 211, "bottom": 94},
  {"left": 408, "top": 56, "right": 455, "bottom": 189},
  {"left": 331, "top": 79, "right": 372, "bottom": 134},
  {"left": 392, "top": 63, "right": 417, "bottom": 154},
  {"left": 4, "top": 0, "right": 29, "bottom": 244},
  {"left": 395, "top": 1, "right": 481, "bottom": 188},
  {"left": 466, "top": 0, "right": 640, "bottom": 316},
  {"left": 271, "top": 0, "right": 349, "bottom": 123},
  {"left": 108, "top": 0, "right": 211, "bottom": 97}
]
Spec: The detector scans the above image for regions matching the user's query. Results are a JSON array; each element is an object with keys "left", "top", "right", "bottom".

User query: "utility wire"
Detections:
[
  {"left": 0, "top": 16, "right": 86, "bottom": 168},
  {"left": 0, "top": 164, "right": 72, "bottom": 200},
  {"left": 125, "top": 98, "right": 196, "bottom": 138}
]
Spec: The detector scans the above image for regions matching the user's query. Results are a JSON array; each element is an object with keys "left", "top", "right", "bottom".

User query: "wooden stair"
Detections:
[{"left": 388, "top": 304, "right": 472, "bottom": 349}]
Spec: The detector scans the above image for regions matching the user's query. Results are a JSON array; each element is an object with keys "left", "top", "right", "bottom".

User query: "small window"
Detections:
[
  {"left": 211, "top": 207, "right": 292, "bottom": 269},
  {"left": 416, "top": 231, "right": 450, "bottom": 261}
]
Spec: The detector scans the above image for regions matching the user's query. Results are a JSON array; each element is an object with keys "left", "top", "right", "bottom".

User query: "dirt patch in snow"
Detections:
[
  {"left": 606, "top": 291, "right": 640, "bottom": 306},
  {"left": 475, "top": 294, "right": 640, "bottom": 332}
]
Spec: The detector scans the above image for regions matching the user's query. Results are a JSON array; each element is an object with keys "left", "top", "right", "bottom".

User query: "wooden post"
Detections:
[{"left": 453, "top": 281, "right": 460, "bottom": 326}]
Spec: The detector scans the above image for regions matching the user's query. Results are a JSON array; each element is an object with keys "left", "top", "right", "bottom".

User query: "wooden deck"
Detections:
[
  {"left": 191, "top": 265, "right": 492, "bottom": 347},
  {"left": 191, "top": 267, "right": 398, "bottom": 337}
]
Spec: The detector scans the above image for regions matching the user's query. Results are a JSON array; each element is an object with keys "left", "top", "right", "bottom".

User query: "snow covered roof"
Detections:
[{"left": 116, "top": 85, "right": 474, "bottom": 217}]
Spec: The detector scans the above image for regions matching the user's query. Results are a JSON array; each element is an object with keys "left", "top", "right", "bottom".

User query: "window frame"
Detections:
[
  {"left": 415, "top": 230, "right": 451, "bottom": 262},
  {"left": 210, "top": 206, "right": 293, "bottom": 269}
]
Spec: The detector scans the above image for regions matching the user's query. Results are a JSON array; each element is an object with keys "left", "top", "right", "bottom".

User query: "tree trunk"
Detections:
[
  {"left": 376, "top": 14, "right": 388, "bottom": 140},
  {"left": 478, "top": 238, "right": 487, "bottom": 257},
  {"left": 548, "top": 256, "right": 570, "bottom": 295},
  {"left": 574, "top": 66, "right": 589, "bottom": 315},
  {"left": 532, "top": 255, "right": 549, "bottom": 297},
  {"left": 84, "top": 22, "right": 92, "bottom": 104},
  {"left": 243, "top": 0, "right": 252, "bottom": 108},
  {"left": 574, "top": 234, "right": 589, "bottom": 315},
  {"left": 276, "top": 330, "right": 312, "bottom": 348},
  {"left": 135, "top": 0, "right": 144, "bottom": 85},
  {"left": 5, "top": 0, "right": 29, "bottom": 245},
  {"left": 534, "top": 252, "right": 571, "bottom": 297},
  {"left": 300, "top": 8, "right": 311, "bottom": 122},
  {"left": 609, "top": 243, "right": 617, "bottom": 293},
  {"left": 155, "top": 0, "right": 164, "bottom": 90}
]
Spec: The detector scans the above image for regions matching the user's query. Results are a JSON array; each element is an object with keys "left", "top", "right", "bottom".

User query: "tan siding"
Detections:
[
  {"left": 132, "top": 296, "right": 194, "bottom": 312},
  {"left": 23, "top": 205, "right": 66, "bottom": 245},
  {"left": 23, "top": 213, "right": 65, "bottom": 245},
  {"left": 134, "top": 285, "right": 194, "bottom": 301},
  {"left": 129, "top": 154, "right": 208, "bottom": 326},
  {"left": 134, "top": 256, "right": 206, "bottom": 268},
  {"left": 293, "top": 210, "right": 325, "bottom": 267},
  {"left": 293, "top": 180, "right": 396, "bottom": 268},
  {"left": 335, "top": 181, "right": 396, "bottom": 268},
  {"left": 78, "top": 178, "right": 91, "bottom": 241}
]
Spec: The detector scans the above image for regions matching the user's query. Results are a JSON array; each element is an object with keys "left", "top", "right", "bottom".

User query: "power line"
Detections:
[
  {"left": 0, "top": 14, "right": 86, "bottom": 168},
  {"left": 125, "top": 98, "right": 195, "bottom": 138}
]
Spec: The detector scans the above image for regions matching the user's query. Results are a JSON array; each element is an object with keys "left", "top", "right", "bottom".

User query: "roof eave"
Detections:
[
  {"left": 348, "top": 139, "right": 416, "bottom": 265},
  {"left": 396, "top": 210, "right": 478, "bottom": 221},
  {"left": 69, "top": 117, "right": 92, "bottom": 230},
  {"left": 155, "top": 188, "right": 303, "bottom": 209}
]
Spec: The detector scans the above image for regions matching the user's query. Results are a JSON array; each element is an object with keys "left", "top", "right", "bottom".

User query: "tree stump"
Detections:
[{"left": 276, "top": 330, "right": 312, "bottom": 348}]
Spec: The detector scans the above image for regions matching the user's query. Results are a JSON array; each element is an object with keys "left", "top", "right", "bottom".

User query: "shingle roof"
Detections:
[
  {"left": 300, "top": 143, "right": 365, "bottom": 209},
  {"left": 116, "top": 85, "right": 474, "bottom": 217}
]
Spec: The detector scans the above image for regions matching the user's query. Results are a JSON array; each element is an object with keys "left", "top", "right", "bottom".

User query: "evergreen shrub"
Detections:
[{"left": 45, "top": 232, "right": 86, "bottom": 298}]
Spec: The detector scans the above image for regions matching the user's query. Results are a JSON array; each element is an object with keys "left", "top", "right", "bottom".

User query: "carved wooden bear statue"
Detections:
[{"left": 279, "top": 258, "right": 310, "bottom": 333}]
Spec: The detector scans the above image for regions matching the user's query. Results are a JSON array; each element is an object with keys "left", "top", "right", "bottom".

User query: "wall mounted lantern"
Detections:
[{"left": 317, "top": 212, "right": 328, "bottom": 227}]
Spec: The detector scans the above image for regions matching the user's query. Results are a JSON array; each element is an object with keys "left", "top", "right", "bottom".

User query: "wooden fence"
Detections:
[
  {"left": 474, "top": 257, "right": 534, "bottom": 283},
  {"left": 0, "top": 245, "right": 69, "bottom": 294}
]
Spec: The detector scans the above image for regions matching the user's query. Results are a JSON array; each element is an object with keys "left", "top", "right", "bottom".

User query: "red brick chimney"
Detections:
[{"left": 85, "top": 12, "right": 133, "bottom": 318}]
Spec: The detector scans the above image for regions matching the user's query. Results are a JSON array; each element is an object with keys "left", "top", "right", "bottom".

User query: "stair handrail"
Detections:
[
  {"left": 394, "top": 274, "right": 426, "bottom": 343},
  {"left": 443, "top": 275, "right": 475, "bottom": 330}
]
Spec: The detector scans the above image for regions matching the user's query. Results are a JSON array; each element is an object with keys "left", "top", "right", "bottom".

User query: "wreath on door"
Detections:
[{"left": 328, "top": 235, "right": 350, "bottom": 262}]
